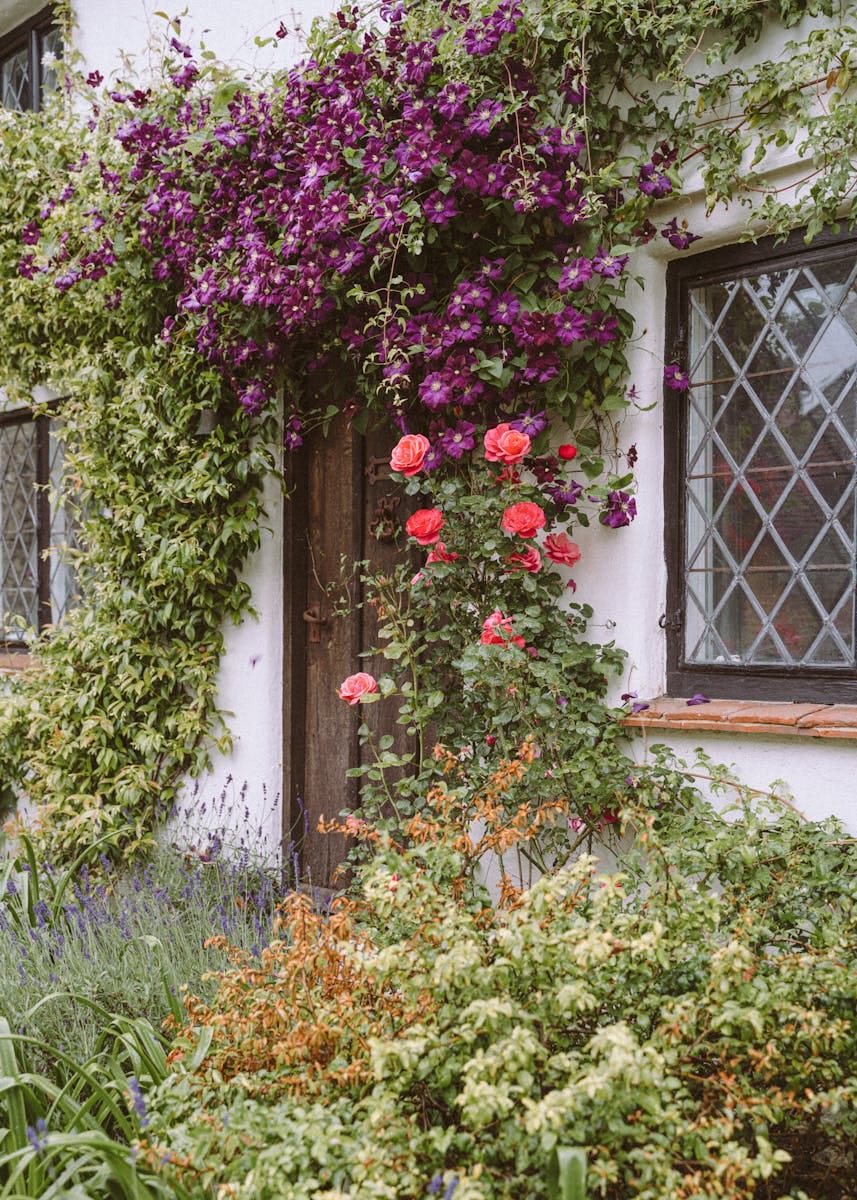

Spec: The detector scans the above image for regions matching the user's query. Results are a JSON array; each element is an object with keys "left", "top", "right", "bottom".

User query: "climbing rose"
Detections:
[
  {"left": 506, "top": 546, "right": 542, "bottom": 573},
  {"left": 337, "top": 673, "right": 378, "bottom": 705},
  {"left": 406, "top": 507, "right": 445, "bottom": 545},
  {"left": 484, "top": 423, "right": 531, "bottom": 465},
  {"left": 544, "top": 532, "right": 581, "bottom": 566},
  {"left": 501, "top": 501, "right": 546, "bottom": 538},
  {"left": 557, "top": 443, "right": 577, "bottom": 460},
  {"left": 426, "top": 541, "right": 459, "bottom": 563},
  {"left": 390, "top": 433, "right": 431, "bottom": 475},
  {"left": 480, "top": 610, "right": 525, "bottom": 648}
]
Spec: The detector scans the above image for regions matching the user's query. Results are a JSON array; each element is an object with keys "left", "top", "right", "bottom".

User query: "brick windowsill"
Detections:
[
  {"left": 0, "top": 650, "right": 35, "bottom": 672},
  {"left": 622, "top": 697, "right": 857, "bottom": 741}
]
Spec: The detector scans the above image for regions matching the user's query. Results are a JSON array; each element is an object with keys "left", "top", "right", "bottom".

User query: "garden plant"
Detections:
[{"left": 0, "top": 0, "right": 854, "bottom": 1195}]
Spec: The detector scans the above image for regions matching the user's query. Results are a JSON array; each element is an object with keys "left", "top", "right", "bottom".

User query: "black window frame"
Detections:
[
  {"left": 0, "top": 404, "right": 77, "bottom": 647},
  {"left": 664, "top": 227, "right": 857, "bottom": 704},
  {"left": 0, "top": 6, "right": 59, "bottom": 113}
]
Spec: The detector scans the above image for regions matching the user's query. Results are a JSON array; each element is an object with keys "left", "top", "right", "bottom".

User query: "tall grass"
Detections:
[
  {"left": 0, "top": 785, "right": 294, "bottom": 1197},
  {"left": 0, "top": 782, "right": 292, "bottom": 1075}
]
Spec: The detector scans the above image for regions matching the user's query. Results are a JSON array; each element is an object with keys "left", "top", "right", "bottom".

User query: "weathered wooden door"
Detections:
[{"left": 283, "top": 416, "right": 410, "bottom": 890}]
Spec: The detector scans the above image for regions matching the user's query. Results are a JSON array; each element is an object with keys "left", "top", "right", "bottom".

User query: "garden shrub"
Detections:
[{"left": 143, "top": 764, "right": 857, "bottom": 1199}]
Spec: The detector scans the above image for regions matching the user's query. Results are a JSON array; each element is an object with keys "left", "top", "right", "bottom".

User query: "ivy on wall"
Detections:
[{"left": 0, "top": 0, "right": 851, "bottom": 862}]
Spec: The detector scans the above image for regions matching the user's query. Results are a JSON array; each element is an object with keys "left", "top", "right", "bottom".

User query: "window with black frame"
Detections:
[
  {"left": 0, "top": 8, "right": 74, "bottom": 648},
  {"left": 664, "top": 231, "right": 857, "bottom": 703},
  {"left": 0, "top": 408, "right": 78, "bottom": 644},
  {"left": 0, "top": 6, "right": 61, "bottom": 112}
]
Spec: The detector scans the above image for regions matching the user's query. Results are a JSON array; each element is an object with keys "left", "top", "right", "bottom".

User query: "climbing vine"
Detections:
[{"left": 0, "top": 0, "right": 851, "bottom": 861}]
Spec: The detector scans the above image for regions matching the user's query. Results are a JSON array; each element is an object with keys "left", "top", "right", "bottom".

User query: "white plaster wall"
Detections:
[
  {"left": 2, "top": 1, "right": 851, "bottom": 839},
  {"left": 574, "top": 42, "right": 857, "bottom": 832},
  {"left": 72, "top": 0, "right": 339, "bottom": 79}
]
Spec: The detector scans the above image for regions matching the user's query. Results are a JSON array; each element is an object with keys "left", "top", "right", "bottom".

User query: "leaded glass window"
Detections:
[
  {"left": 0, "top": 409, "right": 79, "bottom": 644},
  {"left": 665, "top": 233, "right": 857, "bottom": 703},
  {"left": 0, "top": 8, "right": 60, "bottom": 114}
]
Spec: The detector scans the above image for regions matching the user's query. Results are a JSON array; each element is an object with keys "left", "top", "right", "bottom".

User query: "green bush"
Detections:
[{"left": 145, "top": 764, "right": 857, "bottom": 1199}]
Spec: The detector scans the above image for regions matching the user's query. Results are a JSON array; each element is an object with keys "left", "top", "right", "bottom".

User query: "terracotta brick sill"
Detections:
[
  {"left": 0, "top": 650, "right": 35, "bottom": 672},
  {"left": 622, "top": 697, "right": 857, "bottom": 741}
]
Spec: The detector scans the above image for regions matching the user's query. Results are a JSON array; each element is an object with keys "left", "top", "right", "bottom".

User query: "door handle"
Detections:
[{"left": 302, "top": 604, "right": 327, "bottom": 643}]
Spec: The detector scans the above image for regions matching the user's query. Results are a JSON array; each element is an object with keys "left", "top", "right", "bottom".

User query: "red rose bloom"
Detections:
[
  {"left": 484, "top": 423, "right": 531, "bottom": 465},
  {"left": 480, "top": 610, "right": 526, "bottom": 648},
  {"left": 426, "top": 540, "right": 459, "bottom": 563},
  {"left": 558, "top": 443, "right": 577, "bottom": 460},
  {"left": 390, "top": 433, "right": 430, "bottom": 476},
  {"left": 544, "top": 532, "right": 582, "bottom": 566},
  {"left": 506, "top": 546, "right": 542, "bottom": 573},
  {"left": 405, "top": 507, "right": 445, "bottom": 545},
  {"left": 501, "top": 501, "right": 546, "bottom": 538},
  {"left": 337, "top": 672, "right": 379, "bottom": 705}
]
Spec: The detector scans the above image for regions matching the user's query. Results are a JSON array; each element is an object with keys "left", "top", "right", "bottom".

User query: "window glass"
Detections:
[{"left": 666, "top": 235, "right": 857, "bottom": 701}]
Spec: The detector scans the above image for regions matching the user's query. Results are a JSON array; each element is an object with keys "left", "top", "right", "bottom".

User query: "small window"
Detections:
[
  {"left": 0, "top": 408, "right": 78, "bottom": 645},
  {"left": 664, "top": 231, "right": 857, "bottom": 703},
  {"left": 0, "top": 7, "right": 60, "bottom": 113}
]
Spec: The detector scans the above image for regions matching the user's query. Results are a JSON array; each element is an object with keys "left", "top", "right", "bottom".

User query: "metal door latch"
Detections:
[{"left": 302, "top": 604, "right": 327, "bottom": 643}]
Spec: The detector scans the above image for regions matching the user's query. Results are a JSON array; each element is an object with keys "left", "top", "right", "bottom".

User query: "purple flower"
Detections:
[
  {"left": 419, "top": 373, "right": 454, "bottom": 409},
  {"left": 128, "top": 1077, "right": 150, "bottom": 1129},
  {"left": 86, "top": 70, "right": 103, "bottom": 87},
  {"left": 437, "top": 82, "right": 470, "bottom": 119},
  {"left": 468, "top": 98, "right": 503, "bottom": 137},
  {"left": 424, "top": 191, "right": 459, "bottom": 226},
  {"left": 171, "top": 62, "right": 199, "bottom": 90},
  {"left": 488, "top": 292, "right": 519, "bottom": 326},
  {"left": 637, "top": 162, "right": 672, "bottom": 198},
  {"left": 556, "top": 306, "right": 587, "bottom": 346},
  {"left": 238, "top": 381, "right": 269, "bottom": 415},
  {"left": 592, "top": 247, "right": 629, "bottom": 278},
  {"left": 558, "top": 256, "right": 593, "bottom": 293},
  {"left": 600, "top": 491, "right": 637, "bottom": 528},
  {"left": 26, "top": 1119, "right": 48, "bottom": 1154},
  {"left": 284, "top": 415, "right": 303, "bottom": 450},
  {"left": 549, "top": 480, "right": 583, "bottom": 508},
  {"left": 437, "top": 420, "right": 476, "bottom": 458},
  {"left": 462, "top": 24, "right": 501, "bottom": 55},
  {"left": 661, "top": 218, "right": 702, "bottom": 250},
  {"left": 686, "top": 693, "right": 710, "bottom": 706},
  {"left": 588, "top": 311, "right": 619, "bottom": 345},
  {"left": 509, "top": 409, "right": 547, "bottom": 437},
  {"left": 664, "top": 363, "right": 690, "bottom": 391}
]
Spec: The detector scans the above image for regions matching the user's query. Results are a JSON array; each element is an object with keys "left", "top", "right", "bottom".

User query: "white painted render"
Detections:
[{"left": 0, "top": 1, "right": 852, "bottom": 838}]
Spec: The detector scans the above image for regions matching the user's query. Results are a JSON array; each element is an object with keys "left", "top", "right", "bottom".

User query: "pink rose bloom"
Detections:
[
  {"left": 405, "top": 507, "right": 445, "bottom": 545},
  {"left": 426, "top": 540, "right": 459, "bottom": 563},
  {"left": 337, "top": 672, "right": 379, "bottom": 705},
  {"left": 501, "top": 501, "right": 546, "bottom": 538},
  {"left": 390, "top": 433, "right": 430, "bottom": 476},
  {"left": 506, "top": 546, "right": 542, "bottom": 573},
  {"left": 484, "top": 423, "right": 531, "bottom": 465},
  {"left": 480, "top": 609, "right": 526, "bottom": 649},
  {"left": 544, "top": 531, "right": 582, "bottom": 567}
]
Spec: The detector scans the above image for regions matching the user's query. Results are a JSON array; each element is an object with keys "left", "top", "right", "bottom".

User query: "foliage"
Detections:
[
  {"left": 0, "top": 1013, "right": 175, "bottom": 1198},
  {"left": 144, "top": 768, "right": 857, "bottom": 1199},
  {"left": 0, "top": 0, "right": 854, "bottom": 859},
  {"left": 0, "top": 800, "right": 285, "bottom": 1077},
  {"left": 342, "top": 428, "right": 634, "bottom": 875}
]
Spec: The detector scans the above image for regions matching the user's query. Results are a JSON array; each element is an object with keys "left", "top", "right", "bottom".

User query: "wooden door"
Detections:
[{"left": 283, "top": 416, "right": 411, "bottom": 890}]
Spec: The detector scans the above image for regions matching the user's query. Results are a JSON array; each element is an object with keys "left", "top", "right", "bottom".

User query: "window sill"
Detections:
[
  {"left": 0, "top": 650, "right": 35, "bottom": 672},
  {"left": 622, "top": 697, "right": 857, "bottom": 741}
]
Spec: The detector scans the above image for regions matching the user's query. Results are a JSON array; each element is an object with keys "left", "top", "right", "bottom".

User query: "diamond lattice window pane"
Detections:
[
  {"left": 1, "top": 47, "right": 30, "bottom": 111},
  {"left": 0, "top": 419, "right": 38, "bottom": 637},
  {"left": 684, "top": 252, "right": 857, "bottom": 669}
]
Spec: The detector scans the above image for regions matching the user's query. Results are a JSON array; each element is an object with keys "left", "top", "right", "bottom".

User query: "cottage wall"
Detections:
[{"left": 1, "top": 0, "right": 852, "bottom": 842}]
